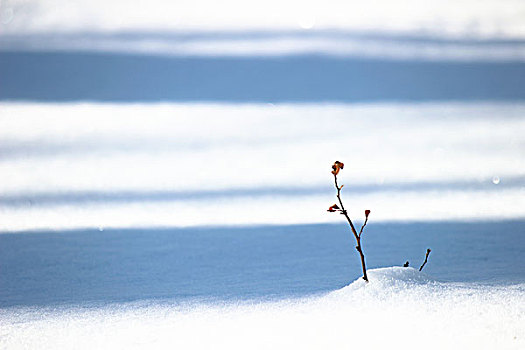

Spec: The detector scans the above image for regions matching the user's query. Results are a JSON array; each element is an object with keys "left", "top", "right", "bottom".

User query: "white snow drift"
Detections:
[{"left": 1, "top": 267, "right": 523, "bottom": 349}]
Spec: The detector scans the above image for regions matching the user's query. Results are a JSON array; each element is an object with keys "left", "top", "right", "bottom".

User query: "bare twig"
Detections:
[
  {"left": 330, "top": 161, "right": 369, "bottom": 282},
  {"left": 358, "top": 212, "right": 369, "bottom": 238},
  {"left": 419, "top": 249, "right": 431, "bottom": 271}
]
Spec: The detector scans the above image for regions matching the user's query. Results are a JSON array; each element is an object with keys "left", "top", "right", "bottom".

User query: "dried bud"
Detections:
[
  {"left": 365, "top": 209, "right": 371, "bottom": 217},
  {"left": 327, "top": 204, "right": 340, "bottom": 212},
  {"left": 331, "top": 161, "right": 344, "bottom": 175}
]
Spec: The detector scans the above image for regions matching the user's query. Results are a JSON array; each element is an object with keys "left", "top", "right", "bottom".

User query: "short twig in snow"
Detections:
[
  {"left": 419, "top": 249, "right": 432, "bottom": 271},
  {"left": 327, "top": 161, "right": 370, "bottom": 282}
]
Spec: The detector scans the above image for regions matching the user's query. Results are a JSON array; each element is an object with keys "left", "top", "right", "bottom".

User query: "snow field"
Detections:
[{"left": 1, "top": 267, "right": 523, "bottom": 349}]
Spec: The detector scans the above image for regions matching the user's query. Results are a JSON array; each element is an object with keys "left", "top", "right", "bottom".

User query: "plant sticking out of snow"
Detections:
[
  {"left": 327, "top": 161, "right": 433, "bottom": 282},
  {"left": 404, "top": 248, "right": 432, "bottom": 271},
  {"left": 327, "top": 161, "right": 371, "bottom": 282},
  {"left": 419, "top": 248, "right": 432, "bottom": 271}
]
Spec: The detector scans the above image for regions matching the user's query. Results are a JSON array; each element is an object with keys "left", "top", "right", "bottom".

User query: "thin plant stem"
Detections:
[
  {"left": 419, "top": 249, "right": 431, "bottom": 271},
  {"left": 333, "top": 173, "right": 369, "bottom": 282}
]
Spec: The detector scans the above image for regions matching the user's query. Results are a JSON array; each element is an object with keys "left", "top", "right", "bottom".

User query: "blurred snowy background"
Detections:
[
  {"left": 1, "top": 1, "right": 525, "bottom": 348},
  {"left": 1, "top": 0, "right": 525, "bottom": 231}
]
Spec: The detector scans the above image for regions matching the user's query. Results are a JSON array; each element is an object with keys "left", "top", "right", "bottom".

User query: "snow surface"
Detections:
[
  {"left": 4, "top": 32, "right": 525, "bottom": 62},
  {"left": 1, "top": 102, "right": 524, "bottom": 232},
  {"left": 3, "top": 1, "right": 525, "bottom": 62},
  {"left": 2, "top": 0, "right": 525, "bottom": 39},
  {"left": 1, "top": 267, "right": 523, "bottom": 349}
]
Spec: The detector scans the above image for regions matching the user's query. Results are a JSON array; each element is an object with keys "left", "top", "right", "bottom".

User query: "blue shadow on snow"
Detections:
[
  {"left": 0, "top": 220, "right": 524, "bottom": 308},
  {"left": 1, "top": 51, "right": 525, "bottom": 102}
]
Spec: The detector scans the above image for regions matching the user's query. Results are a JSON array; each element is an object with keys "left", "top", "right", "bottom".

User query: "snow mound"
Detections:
[
  {"left": 352, "top": 266, "right": 432, "bottom": 286},
  {"left": 1, "top": 267, "right": 524, "bottom": 349},
  {"left": 327, "top": 266, "right": 433, "bottom": 300}
]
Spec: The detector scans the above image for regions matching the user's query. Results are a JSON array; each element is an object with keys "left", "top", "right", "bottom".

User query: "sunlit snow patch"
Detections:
[{"left": 1, "top": 267, "right": 523, "bottom": 349}]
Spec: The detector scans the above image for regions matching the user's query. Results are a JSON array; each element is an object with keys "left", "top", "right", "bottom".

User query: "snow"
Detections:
[
  {"left": 3, "top": 1, "right": 525, "bottom": 62},
  {"left": 1, "top": 267, "right": 523, "bottom": 349},
  {"left": 2, "top": 0, "right": 525, "bottom": 39},
  {"left": 1, "top": 102, "right": 525, "bottom": 232},
  {"left": 1, "top": 2, "right": 524, "bottom": 347},
  {"left": 3, "top": 32, "right": 525, "bottom": 62}
]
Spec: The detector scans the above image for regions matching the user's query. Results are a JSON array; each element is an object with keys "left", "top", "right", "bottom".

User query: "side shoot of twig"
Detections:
[
  {"left": 327, "top": 161, "right": 370, "bottom": 282},
  {"left": 419, "top": 248, "right": 432, "bottom": 271}
]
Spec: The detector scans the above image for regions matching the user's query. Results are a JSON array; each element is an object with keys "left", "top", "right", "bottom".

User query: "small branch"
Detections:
[
  {"left": 419, "top": 249, "right": 431, "bottom": 272},
  {"left": 334, "top": 175, "right": 359, "bottom": 240},
  {"left": 358, "top": 215, "right": 369, "bottom": 238},
  {"left": 333, "top": 171, "right": 369, "bottom": 282}
]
